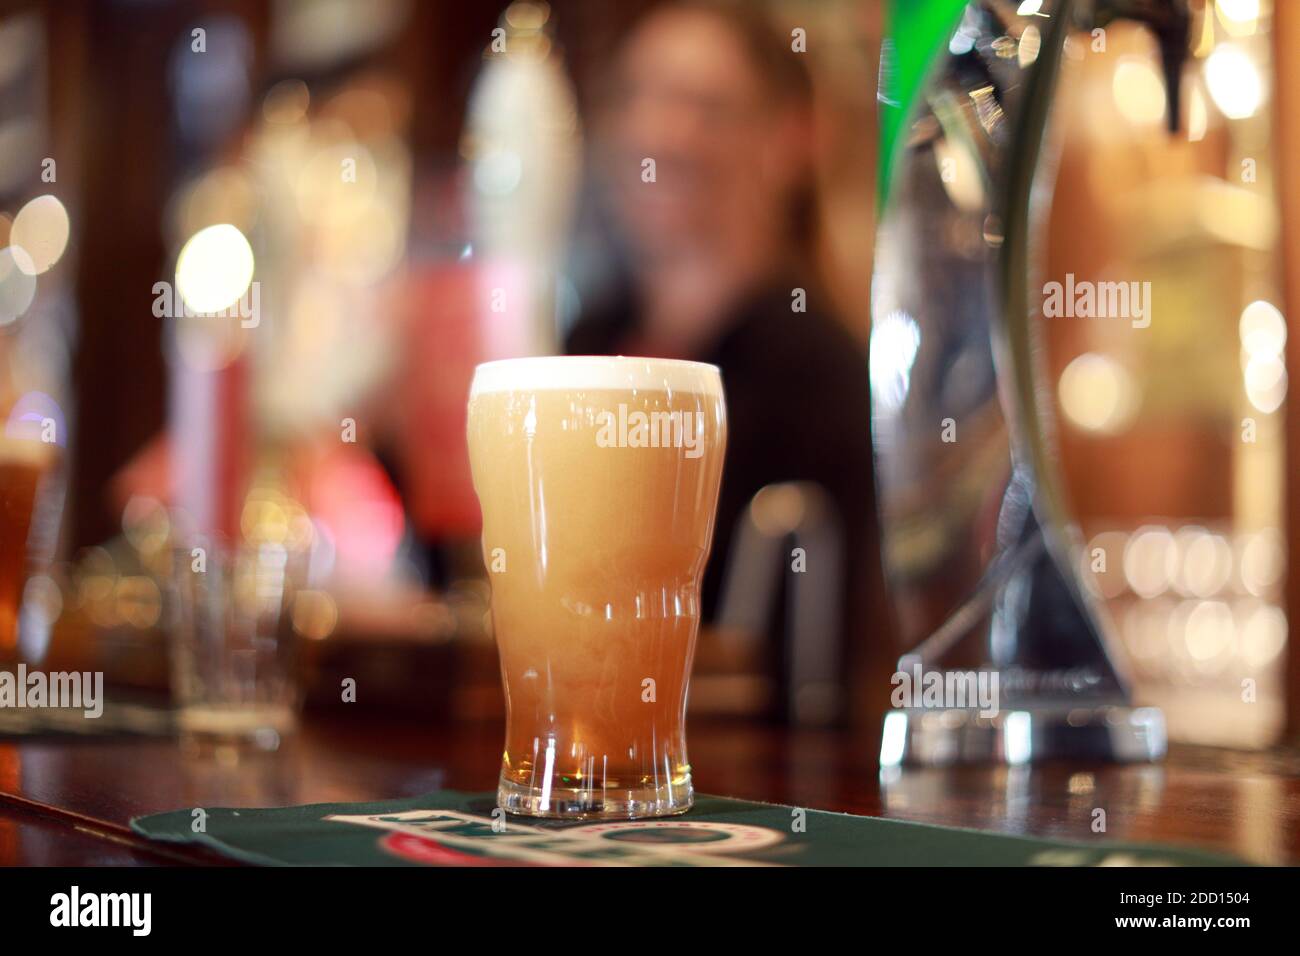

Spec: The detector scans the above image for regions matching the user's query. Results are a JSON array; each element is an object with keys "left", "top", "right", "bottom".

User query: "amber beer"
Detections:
[
  {"left": 468, "top": 356, "right": 726, "bottom": 818},
  {"left": 0, "top": 438, "right": 49, "bottom": 664}
]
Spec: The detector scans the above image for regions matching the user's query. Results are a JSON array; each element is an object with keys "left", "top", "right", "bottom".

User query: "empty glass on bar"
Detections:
[
  {"left": 467, "top": 356, "right": 727, "bottom": 818},
  {"left": 169, "top": 537, "right": 303, "bottom": 753}
]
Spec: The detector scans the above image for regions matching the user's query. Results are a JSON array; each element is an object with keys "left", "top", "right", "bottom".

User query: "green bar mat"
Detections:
[{"left": 130, "top": 791, "right": 1248, "bottom": 867}]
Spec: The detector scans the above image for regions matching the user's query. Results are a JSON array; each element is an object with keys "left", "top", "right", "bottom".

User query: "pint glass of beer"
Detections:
[
  {"left": 0, "top": 437, "right": 53, "bottom": 666},
  {"left": 468, "top": 356, "right": 726, "bottom": 818}
]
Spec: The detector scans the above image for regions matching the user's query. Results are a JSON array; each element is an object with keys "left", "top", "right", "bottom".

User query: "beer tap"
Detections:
[{"left": 872, "top": 0, "right": 1192, "bottom": 765}]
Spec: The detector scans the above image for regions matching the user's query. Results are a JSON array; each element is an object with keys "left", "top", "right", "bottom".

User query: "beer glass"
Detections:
[
  {"left": 468, "top": 356, "right": 726, "bottom": 818},
  {"left": 170, "top": 538, "right": 304, "bottom": 753},
  {"left": 0, "top": 437, "right": 52, "bottom": 666}
]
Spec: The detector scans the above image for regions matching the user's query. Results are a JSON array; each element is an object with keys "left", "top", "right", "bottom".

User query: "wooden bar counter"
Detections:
[{"left": 2, "top": 713, "right": 1298, "bottom": 865}]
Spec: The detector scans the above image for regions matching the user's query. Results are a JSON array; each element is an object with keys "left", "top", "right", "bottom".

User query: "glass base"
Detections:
[
  {"left": 879, "top": 703, "right": 1167, "bottom": 766},
  {"left": 176, "top": 703, "right": 297, "bottom": 759},
  {"left": 498, "top": 775, "right": 694, "bottom": 820}
]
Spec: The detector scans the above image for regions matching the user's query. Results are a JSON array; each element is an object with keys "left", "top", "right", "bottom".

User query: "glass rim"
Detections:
[{"left": 470, "top": 355, "right": 723, "bottom": 395}]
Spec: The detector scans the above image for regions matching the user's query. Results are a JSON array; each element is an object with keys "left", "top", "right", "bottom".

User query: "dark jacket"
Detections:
[{"left": 565, "top": 283, "right": 878, "bottom": 645}]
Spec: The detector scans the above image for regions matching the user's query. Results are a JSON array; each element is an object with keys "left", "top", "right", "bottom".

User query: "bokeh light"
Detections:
[
  {"left": 1173, "top": 526, "right": 1232, "bottom": 598},
  {"left": 1216, "top": 0, "right": 1260, "bottom": 36},
  {"left": 263, "top": 78, "right": 310, "bottom": 125},
  {"left": 1124, "top": 525, "right": 1177, "bottom": 598},
  {"left": 1244, "top": 354, "right": 1286, "bottom": 413},
  {"left": 292, "top": 590, "right": 338, "bottom": 640},
  {"left": 10, "top": 194, "right": 70, "bottom": 275},
  {"left": 1239, "top": 602, "right": 1285, "bottom": 666},
  {"left": 175, "top": 223, "right": 255, "bottom": 313},
  {"left": 1238, "top": 529, "right": 1284, "bottom": 596},
  {"left": 1239, "top": 299, "right": 1286, "bottom": 358},
  {"left": 1176, "top": 600, "right": 1234, "bottom": 671},
  {"left": 1205, "top": 45, "right": 1264, "bottom": 120},
  {"left": 1059, "top": 352, "right": 1138, "bottom": 434},
  {"left": 1112, "top": 58, "right": 1166, "bottom": 127}
]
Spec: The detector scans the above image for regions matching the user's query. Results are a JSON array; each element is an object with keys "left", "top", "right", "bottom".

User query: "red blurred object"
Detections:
[
  {"left": 394, "top": 260, "right": 531, "bottom": 539},
  {"left": 115, "top": 355, "right": 251, "bottom": 541},
  {"left": 303, "top": 444, "right": 406, "bottom": 581}
]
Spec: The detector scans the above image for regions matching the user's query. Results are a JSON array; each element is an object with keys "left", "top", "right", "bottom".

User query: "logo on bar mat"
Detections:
[{"left": 325, "top": 810, "right": 784, "bottom": 866}]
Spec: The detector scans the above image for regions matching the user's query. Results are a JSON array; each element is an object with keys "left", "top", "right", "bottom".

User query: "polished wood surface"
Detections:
[{"left": 2, "top": 713, "right": 1298, "bottom": 865}]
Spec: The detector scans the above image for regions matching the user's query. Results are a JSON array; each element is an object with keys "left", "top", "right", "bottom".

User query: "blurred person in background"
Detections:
[{"left": 566, "top": 1, "right": 877, "bottom": 660}]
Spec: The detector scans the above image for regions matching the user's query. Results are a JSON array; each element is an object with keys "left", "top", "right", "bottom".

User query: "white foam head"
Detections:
[{"left": 471, "top": 356, "right": 722, "bottom": 396}]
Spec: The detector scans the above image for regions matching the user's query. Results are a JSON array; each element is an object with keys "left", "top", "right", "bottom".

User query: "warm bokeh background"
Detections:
[{"left": 1, "top": 0, "right": 1297, "bottom": 744}]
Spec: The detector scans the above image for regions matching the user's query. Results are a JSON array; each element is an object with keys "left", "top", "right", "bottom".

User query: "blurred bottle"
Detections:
[{"left": 462, "top": 0, "right": 582, "bottom": 356}]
